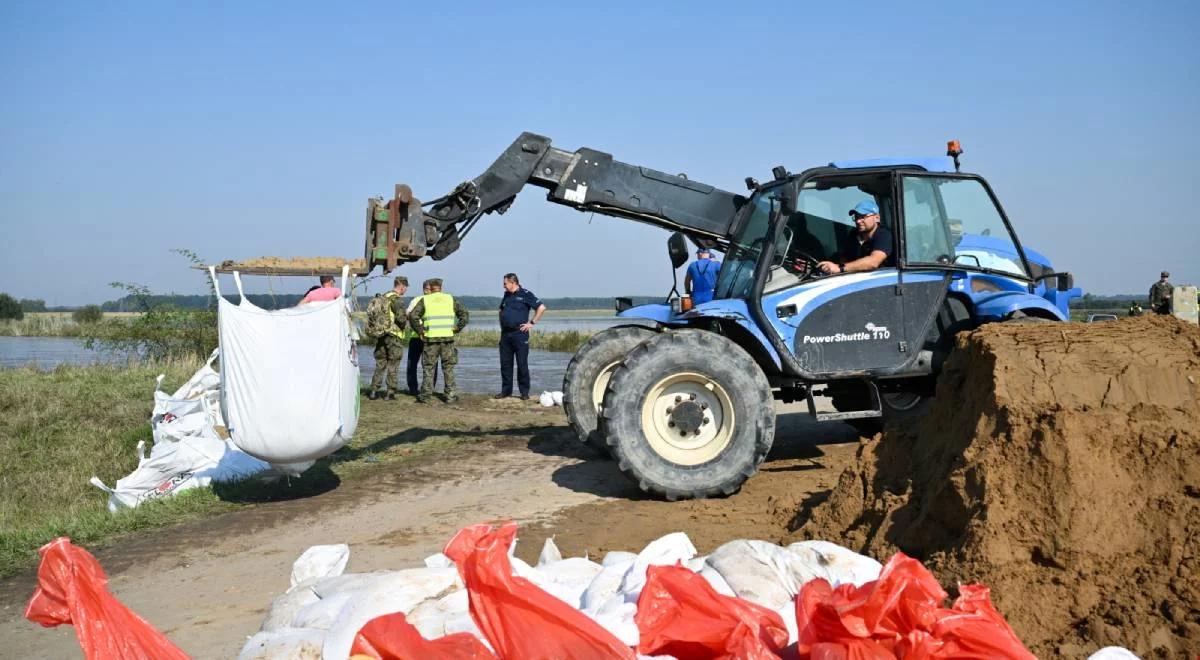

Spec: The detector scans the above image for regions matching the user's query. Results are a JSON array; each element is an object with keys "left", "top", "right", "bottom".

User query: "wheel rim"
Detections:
[
  {"left": 640, "top": 372, "right": 734, "bottom": 466},
  {"left": 592, "top": 360, "right": 623, "bottom": 415},
  {"left": 883, "top": 391, "right": 923, "bottom": 411}
]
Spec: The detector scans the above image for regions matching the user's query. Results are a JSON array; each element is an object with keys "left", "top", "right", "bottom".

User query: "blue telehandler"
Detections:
[{"left": 363, "top": 134, "right": 1081, "bottom": 499}]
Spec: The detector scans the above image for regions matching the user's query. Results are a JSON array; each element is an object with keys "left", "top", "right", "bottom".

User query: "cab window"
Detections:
[
  {"left": 780, "top": 175, "right": 892, "bottom": 268},
  {"left": 901, "top": 176, "right": 1027, "bottom": 277}
]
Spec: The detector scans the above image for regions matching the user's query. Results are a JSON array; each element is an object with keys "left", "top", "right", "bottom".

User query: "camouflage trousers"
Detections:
[
  {"left": 370, "top": 335, "right": 406, "bottom": 393},
  {"left": 419, "top": 340, "right": 457, "bottom": 399}
]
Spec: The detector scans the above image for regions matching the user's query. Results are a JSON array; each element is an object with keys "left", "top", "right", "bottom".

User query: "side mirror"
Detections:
[
  {"left": 1034, "top": 271, "right": 1073, "bottom": 292},
  {"left": 667, "top": 233, "right": 689, "bottom": 269}
]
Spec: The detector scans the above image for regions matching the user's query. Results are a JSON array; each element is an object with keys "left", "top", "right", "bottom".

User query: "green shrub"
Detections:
[
  {"left": 81, "top": 250, "right": 217, "bottom": 361},
  {"left": 0, "top": 293, "right": 24, "bottom": 321},
  {"left": 72, "top": 305, "right": 104, "bottom": 324}
]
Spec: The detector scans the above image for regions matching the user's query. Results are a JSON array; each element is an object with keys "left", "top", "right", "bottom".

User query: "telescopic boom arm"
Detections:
[{"left": 364, "top": 132, "right": 742, "bottom": 272}]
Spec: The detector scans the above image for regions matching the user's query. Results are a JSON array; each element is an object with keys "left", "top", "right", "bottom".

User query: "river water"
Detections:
[{"left": 0, "top": 337, "right": 575, "bottom": 395}]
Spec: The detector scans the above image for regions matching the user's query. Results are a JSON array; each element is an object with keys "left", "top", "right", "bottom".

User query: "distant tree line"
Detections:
[
  {"left": 1073, "top": 293, "right": 1147, "bottom": 309},
  {"left": 98, "top": 293, "right": 664, "bottom": 312}
]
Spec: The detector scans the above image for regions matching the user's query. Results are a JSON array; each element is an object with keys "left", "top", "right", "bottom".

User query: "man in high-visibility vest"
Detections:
[
  {"left": 407, "top": 278, "right": 470, "bottom": 403},
  {"left": 368, "top": 276, "right": 408, "bottom": 400},
  {"left": 404, "top": 281, "right": 433, "bottom": 396}
]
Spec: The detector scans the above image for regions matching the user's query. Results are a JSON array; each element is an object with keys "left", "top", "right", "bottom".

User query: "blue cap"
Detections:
[
  {"left": 849, "top": 200, "right": 880, "bottom": 217},
  {"left": 696, "top": 246, "right": 711, "bottom": 255}
]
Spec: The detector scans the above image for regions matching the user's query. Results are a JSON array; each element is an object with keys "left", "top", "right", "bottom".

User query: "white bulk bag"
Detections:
[
  {"left": 211, "top": 268, "right": 360, "bottom": 464},
  {"left": 90, "top": 435, "right": 269, "bottom": 512}
]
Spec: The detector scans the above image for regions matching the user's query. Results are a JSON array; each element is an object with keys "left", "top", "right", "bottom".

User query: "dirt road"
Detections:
[{"left": 0, "top": 397, "right": 857, "bottom": 659}]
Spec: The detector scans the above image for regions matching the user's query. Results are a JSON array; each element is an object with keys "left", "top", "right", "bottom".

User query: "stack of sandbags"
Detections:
[
  {"left": 90, "top": 350, "right": 275, "bottom": 511},
  {"left": 239, "top": 530, "right": 884, "bottom": 658}
]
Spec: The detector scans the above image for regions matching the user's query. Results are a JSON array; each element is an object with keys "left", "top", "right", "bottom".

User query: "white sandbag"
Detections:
[
  {"left": 602, "top": 550, "right": 637, "bottom": 566},
  {"left": 320, "top": 567, "right": 461, "bottom": 660},
  {"left": 290, "top": 544, "right": 350, "bottom": 589},
  {"left": 213, "top": 268, "right": 359, "bottom": 464},
  {"left": 152, "top": 350, "right": 224, "bottom": 444},
  {"left": 618, "top": 531, "right": 697, "bottom": 598},
  {"left": 259, "top": 585, "right": 320, "bottom": 633},
  {"left": 539, "top": 391, "right": 555, "bottom": 407},
  {"left": 786, "top": 540, "right": 882, "bottom": 587},
  {"left": 90, "top": 435, "right": 269, "bottom": 512},
  {"left": 537, "top": 537, "right": 563, "bottom": 566},
  {"left": 1088, "top": 648, "right": 1141, "bottom": 660},
  {"left": 524, "top": 557, "right": 604, "bottom": 608},
  {"left": 586, "top": 599, "right": 640, "bottom": 647},
  {"left": 292, "top": 591, "right": 353, "bottom": 631},
  {"left": 705, "top": 540, "right": 806, "bottom": 610},
  {"left": 311, "top": 571, "right": 397, "bottom": 599},
  {"left": 424, "top": 552, "right": 454, "bottom": 569},
  {"left": 580, "top": 559, "right": 634, "bottom": 612},
  {"left": 406, "top": 588, "right": 469, "bottom": 639},
  {"left": 551, "top": 391, "right": 564, "bottom": 406},
  {"left": 237, "top": 626, "right": 325, "bottom": 660},
  {"left": 697, "top": 564, "right": 738, "bottom": 597}
]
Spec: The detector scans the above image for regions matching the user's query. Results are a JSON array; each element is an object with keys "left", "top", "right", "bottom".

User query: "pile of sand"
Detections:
[
  {"left": 792, "top": 316, "right": 1200, "bottom": 657},
  {"left": 215, "top": 256, "right": 367, "bottom": 275}
]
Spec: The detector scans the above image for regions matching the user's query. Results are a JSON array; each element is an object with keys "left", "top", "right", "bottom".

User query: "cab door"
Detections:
[
  {"left": 897, "top": 174, "right": 1035, "bottom": 353},
  {"left": 767, "top": 174, "right": 909, "bottom": 377}
]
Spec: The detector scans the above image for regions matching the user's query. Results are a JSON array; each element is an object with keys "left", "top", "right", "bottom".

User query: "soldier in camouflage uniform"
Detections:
[
  {"left": 369, "top": 276, "right": 409, "bottom": 400},
  {"left": 1149, "top": 271, "right": 1173, "bottom": 315},
  {"left": 408, "top": 278, "right": 470, "bottom": 403}
]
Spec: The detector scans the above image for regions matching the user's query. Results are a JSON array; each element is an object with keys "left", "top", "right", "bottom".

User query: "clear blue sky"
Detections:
[{"left": 2, "top": 0, "right": 1197, "bottom": 305}]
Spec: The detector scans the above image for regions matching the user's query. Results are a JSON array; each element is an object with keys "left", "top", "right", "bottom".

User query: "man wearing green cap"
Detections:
[{"left": 816, "top": 199, "right": 894, "bottom": 275}]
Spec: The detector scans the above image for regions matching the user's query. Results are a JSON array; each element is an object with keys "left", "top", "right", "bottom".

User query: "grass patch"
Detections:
[
  {"left": 453, "top": 329, "right": 595, "bottom": 352},
  {"left": 0, "top": 361, "right": 210, "bottom": 577},
  {"left": 0, "top": 363, "right": 555, "bottom": 578},
  {"left": 0, "top": 312, "right": 138, "bottom": 338}
]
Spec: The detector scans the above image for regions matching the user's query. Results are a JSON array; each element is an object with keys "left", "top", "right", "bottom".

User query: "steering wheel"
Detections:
[{"left": 781, "top": 250, "right": 821, "bottom": 279}]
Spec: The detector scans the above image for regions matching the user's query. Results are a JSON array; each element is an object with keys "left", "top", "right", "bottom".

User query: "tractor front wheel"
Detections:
[{"left": 600, "top": 330, "right": 775, "bottom": 500}]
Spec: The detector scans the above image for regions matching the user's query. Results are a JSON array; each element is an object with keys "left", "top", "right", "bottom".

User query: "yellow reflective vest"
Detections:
[
  {"left": 403, "top": 294, "right": 424, "bottom": 340},
  {"left": 422, "top": 292, "right": 456, "bottom": 339}
]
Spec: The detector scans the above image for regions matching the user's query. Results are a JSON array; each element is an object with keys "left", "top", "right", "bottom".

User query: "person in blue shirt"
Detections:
[
  {"left": 685, "top": 247, "right": 722, "bottom": 305},
  {"left": 496, "top": 273, "right": 546, "bottom": 400}
]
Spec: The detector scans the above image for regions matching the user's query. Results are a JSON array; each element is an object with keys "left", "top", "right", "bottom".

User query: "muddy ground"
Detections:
[{"left": 0, "top": 396, "right": 857, "bottom": 659}]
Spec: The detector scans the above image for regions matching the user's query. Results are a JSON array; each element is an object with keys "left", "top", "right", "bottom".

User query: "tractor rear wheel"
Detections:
[
  {"left": 600, "top": 330, "right": 775, "bottom": 500},
  {"left": 562, "top": 325, "right": 656, "bottom": 456}
]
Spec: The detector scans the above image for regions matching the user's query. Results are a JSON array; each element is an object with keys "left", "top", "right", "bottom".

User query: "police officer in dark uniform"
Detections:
[{"left": 496, "top": 273, "right": 546, "bottom": 400}]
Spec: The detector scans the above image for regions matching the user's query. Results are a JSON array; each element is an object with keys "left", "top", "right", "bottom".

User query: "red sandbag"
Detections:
[
  {"left": 636, "top": 563, "right": 789, "bottom": 660},
  {"left": 25, "top": 537, "right": 189, "bottom": 660},
  {"left": 793, "top": 552, "right": 1033, "bottom": 660},
  {"left": 443, "top": 522, "right": 635, "bottom": 660},
  {"left": 350, "top": 611, "right": 496, "bottom": 659}
]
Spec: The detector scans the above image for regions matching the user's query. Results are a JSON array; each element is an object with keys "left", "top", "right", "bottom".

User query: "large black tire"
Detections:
[
  {"left": 562, "top": 325, "right": 656, "bottom": 456},
  {"left": 599, "top": 329, "right": 775, "bottom": 500}
]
